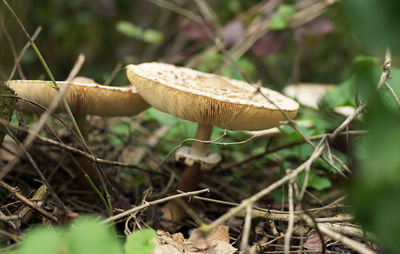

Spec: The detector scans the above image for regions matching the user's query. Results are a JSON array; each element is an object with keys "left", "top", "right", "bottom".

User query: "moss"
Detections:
[{"left": 0, "top": 82, "right": 16, "bottom": 145}]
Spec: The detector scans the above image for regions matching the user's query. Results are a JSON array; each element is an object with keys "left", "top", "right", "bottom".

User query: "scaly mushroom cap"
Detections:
[
  {"left": 6, "top": 80, "right": 150, "bottom": 116},
  {"left": 127, "top": 63, "right": 299, "bottom": 131}
]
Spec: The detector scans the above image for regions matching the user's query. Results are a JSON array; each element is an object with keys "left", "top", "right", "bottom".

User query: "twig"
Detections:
[
  {"left": 240, "top": 204, "right": 253, "bottom": 252},
  {"left": 302, "top": 214, "right": 376, "bottom": 254},
  {"left": 0, "top": 118, "right": 154, "bottom": 173},
  {"left": 0, "top": 76, "right": 73, "bottom": 180},
  {"left": 203, "top": 103, "right": 362, "bottom": 230},
  {"left": 15, "top": 184, "right": 49, "bottom": 225},
  {"left": 1, "top": 0, "right": 88, "bottom": 153},
  {"left": 9, "top": 26, "right": 42, "bottom": 80},
  {"left": 102, "top": 189, "right": 209, "bottom": 224},
  {"left": 0, "top": 53, "right": 86, "bottom": 180},
  {"left": 201, "top": 144, "right": 326, "bottom": 233},
  {"left": 0, "top": 181, "right": 58, "bottom": 223},
  {"left": 284, "top": 179, "right": 295, "bottom": 253},
  {"left": 384, "top": 81, "right": 400, "bottom": 107},
  {"left": 0, "top": 14, "right": 25, "bottom": 79},
  {"left": 224, "top": 130, "right": 367, "bottom": 170},
  {"left": 377, "top": 48, "right": 391, "bottom": 90},
  {"left": 145, "top": 0, "right": 201, "bottom": 23},
  {"left": 5, "top": 127, "right": 67, "bottom": 211},
  {"left": 0, "top": 215, "right": 19, "bottom": 222},
  {"left": 104, "top": 62, "right": 122, "bottom": 86},
  {"left": 329, "top": 104, "right": 366, "bottom": 140}
]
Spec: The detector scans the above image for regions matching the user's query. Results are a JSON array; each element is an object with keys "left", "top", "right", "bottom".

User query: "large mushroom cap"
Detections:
[
  {"left": 127, "top": 63, "right": 299, "bottom": 131},
  {"left": 6, "top": 80, "right": 150, "bottom": 116}
]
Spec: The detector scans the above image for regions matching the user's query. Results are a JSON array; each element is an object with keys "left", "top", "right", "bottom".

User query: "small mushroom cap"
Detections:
[
  {"left": 127, "top": 63, "right": 299, "bottom": 131},
  {"left": 6, "top": 80, "right": 150, "bottom": 116},
  {"left": 283, "top": 83, "right": 335, "bottom": 110}
]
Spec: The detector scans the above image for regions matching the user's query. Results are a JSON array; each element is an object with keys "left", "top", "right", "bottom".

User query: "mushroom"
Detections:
[
  {"left": 126, "top": 62, "right": 299, "bottom": 224},
  {"left": 283, "top": 83, "right": 355, "bottom": 117},
  {"left": 6, "top": 79, "right": 150, "bottom": 191},
  {"left": 6, "top": 79, "right": 150, "bottom": 139}
]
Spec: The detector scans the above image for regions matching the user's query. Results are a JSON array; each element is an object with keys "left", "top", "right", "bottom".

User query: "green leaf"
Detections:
[
  {"left": 269, "top": 15, "right": 288, "bottom": 30},
  {"left": 17, "top": 227, "right": 64, "bottom": 254},
  {"left": 116, "top": 21, "right": 142, "bottom": 38},
  {"left": 66, "top": 217, "right": 123, "bottom": 254},
  {"left": 145, "top": 108, "right": 178, "bottom": 126},
  {"left": 298, "top": 171, "right": 331, "bottom": 191},
  {"left": 111, "top": 123, "right": 130, "bottom": 135},
  {"left": 344, "top": 0, "right": 400, "bottom": 57},
  {"left": 269, "top": 4, "right": 294, "bottom": 30},
  {"left": 277, "top": 4, "right": 295, "bottom": 19},
  {"left": 125, "top": 229, "right": 157, "bottom": 254},
  {"left": 116, "top": 21, "right": 163, "bottom": 44},
  {"left": 142, "top": 29, "right": 163, "bottom": 44}
]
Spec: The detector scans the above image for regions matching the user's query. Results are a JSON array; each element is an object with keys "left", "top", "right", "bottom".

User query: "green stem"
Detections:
[{"left": 84, "top": 171, "right": 113, "bottom": 216}]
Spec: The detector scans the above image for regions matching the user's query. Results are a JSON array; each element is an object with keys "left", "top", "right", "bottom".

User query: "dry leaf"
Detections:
[
  {"left": 153, "top": 226, "right": 236, "bottom": 254},
  {"left": 303, "top": 231, "right": 331, "bottom": 251}
]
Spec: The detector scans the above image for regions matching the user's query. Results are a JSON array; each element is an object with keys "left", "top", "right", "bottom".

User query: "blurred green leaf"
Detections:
[
  {"left": 145, "top": 108, "right": 178, "bottom": 126},
  {"left": 142, "top": 29, "right": 163, "bottom": 44},
  {"left": 17, "top": 227, "right": 63, "bottom": 254},
  {"left": 66, "top": 217, "right": 123, "bottom": 254},
  {"left": 16, "top": 217, "right": 123, "bottom": 254},
  {"left": 347, "top": 53, "right": 400, "bottom": 252},
  {"left": 277, "top": 4, "right": 295, "bottom": 19},
  {"left": 269, "top": 15, "right": 288, "bottom": 30},
  {"left": 343, "top": 0, "right": 400, "bottom": 57},
  {"left": 116, "top": 21, "right": 163, "bottom": 44},
  {"left": 125, "top": 229, "right": 157, "bottom": 254},
  {"left": 110, "top": 123, "right": 130, "bottom": 145},
  {"left": 269, "top": 4, "right": 294, "bottom": 30},
  {"left": 298, "top": 170, "right": 331, "bottom": 191},
  {"left": 111, "top": 123, "right": 130, "bottom": 135},
  {"left": 116, "top": 21, "right": 143, "bottom": 38}
]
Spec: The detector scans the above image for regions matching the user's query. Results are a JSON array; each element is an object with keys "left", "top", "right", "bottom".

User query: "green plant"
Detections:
[{"left": 13, "top": 217, "right": 157, "bottom": 254}]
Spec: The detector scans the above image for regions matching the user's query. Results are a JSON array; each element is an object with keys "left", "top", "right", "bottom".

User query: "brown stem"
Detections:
[
  {"left": 161, "top": 123, "right": 213, "bottom": 228},
  {"left": 74, "top": 114, "right": 99, "bottom": 198},
  {"left": 178, "top": 123, "right": 213, "bottom": 192}
]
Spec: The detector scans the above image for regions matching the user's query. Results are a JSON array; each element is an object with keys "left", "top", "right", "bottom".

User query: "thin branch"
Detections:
[
  {"left": 0, "top": 118, "right": 154, "bottom": 173},
  {"left": 302, "top": 214, "right": 376, "bottom": 254},
  {"left": 0, "top": 14, "right": 25, "bottom": 79},
  {"left": 284, "top": 179, "right": 295, "bottom": 253},
  {"left": 9, "top": 26, "right": 42, "bottom": 80},
  {"left": 0, "top": 181, "right": 58, "bottom": 223},
  {"left": 384, "top": 81, "right": 400, "bottom": 107},
  {"left": 102, "top": 189, "right": 209, "bottom": 224},
  {"left": 5, "top": 127, "right": 67, "bottom": 211},
  {"left": 240, "top": 204, "right": 253, "bottom": 252},
  {"left": 377, "top": 48, "right": 391, "bottom": 90}
]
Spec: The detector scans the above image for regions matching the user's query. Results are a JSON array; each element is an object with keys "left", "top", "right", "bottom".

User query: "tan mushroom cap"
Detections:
[
  {"left": 6, "top": 80, "right": 150, "bottom": 116},
  {"left": 127, "top": 63, "right": 299, "bottom": 131},
  {"left": 283, "top": 83, "right": 335, "bottom": 109}
]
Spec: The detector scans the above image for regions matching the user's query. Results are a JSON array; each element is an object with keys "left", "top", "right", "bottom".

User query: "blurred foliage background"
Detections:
[
  {"left": 1, "top": 0, "right": 360, "bottom": 87},
  {"left": 1, "top": 0, "right": 400, "bottom": 253}
]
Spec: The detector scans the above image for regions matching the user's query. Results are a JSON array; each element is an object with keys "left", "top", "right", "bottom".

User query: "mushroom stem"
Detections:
[
  {"left": 178, "top": 123, "right": 213, "bottom": 192},
  {"left": 75, "top": 113, "right": 88, "bottom": 141},
  {"left": 190, "top": 123, "right": 213, "bottom": 157},
  {"left": 161, "top": 124, "right": 213, "bottom": 227}
]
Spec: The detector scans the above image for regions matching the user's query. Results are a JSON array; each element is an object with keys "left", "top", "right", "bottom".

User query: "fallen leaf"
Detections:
[
  {"left": 153, "top": 226, "right": 236, "bottom": 254},
  {"left": 303, "top": 231, "right": 331, "bottom": 251}
]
